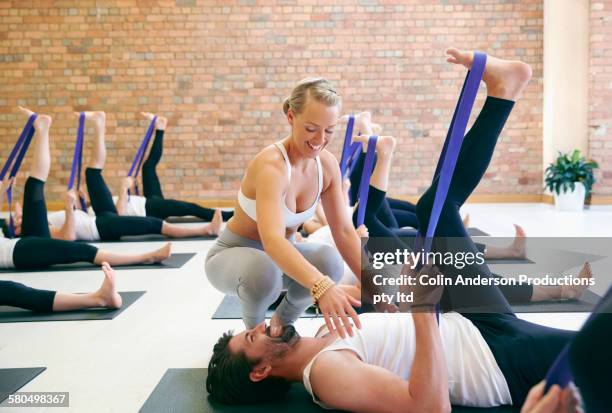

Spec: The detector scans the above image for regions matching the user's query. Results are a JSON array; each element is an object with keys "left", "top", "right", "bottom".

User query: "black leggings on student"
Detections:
[
  {"left": 141, "top": 130, "right": 233, "bottom": 221},
  {"left": 11, "top": 177, "right": 98, "bottom": 270},
  {"left": 0, "top": 280, "right": 55, "bottom": 312},
  {"left": 414, "top": 96, "right": 574, "bottom": 406},
  {"left": 348, "top": 150, "right": 418, "bottom": 231},
  {"left": 569, "top": 294, "right": 612, "bottom": 412},
  {"left": 85, "top": 168, "right": 163, "bottom": 240}
]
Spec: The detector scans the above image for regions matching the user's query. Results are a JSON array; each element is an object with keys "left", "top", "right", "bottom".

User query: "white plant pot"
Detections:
[{"left": 554, "top": 181, "right": 586, "bottom": 211}]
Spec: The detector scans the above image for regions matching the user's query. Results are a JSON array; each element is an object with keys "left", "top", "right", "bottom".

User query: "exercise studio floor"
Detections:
[{"left": 1, "top": 203, "right": 611, "bottom": 413}]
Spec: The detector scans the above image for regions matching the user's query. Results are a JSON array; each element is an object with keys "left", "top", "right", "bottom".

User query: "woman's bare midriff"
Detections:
[{"left": 226, "top": 203, "right": 298, "bottom": 242}]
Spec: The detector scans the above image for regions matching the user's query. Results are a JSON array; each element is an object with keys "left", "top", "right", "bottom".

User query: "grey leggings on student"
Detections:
[{"left": 205, "top": 227, "right": 344, "bottom": 328}]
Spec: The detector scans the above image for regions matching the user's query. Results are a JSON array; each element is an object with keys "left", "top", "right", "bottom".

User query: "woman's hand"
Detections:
[{"left": 317, "top": 284, "right": 362, "bottom": 339}]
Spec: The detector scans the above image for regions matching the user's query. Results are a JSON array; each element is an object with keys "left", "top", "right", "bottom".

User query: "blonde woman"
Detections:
[{"left": 206, "top": 78, "right": 363, "bottom": 338}]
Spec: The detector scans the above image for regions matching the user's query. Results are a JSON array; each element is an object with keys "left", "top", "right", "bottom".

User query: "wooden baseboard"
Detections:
[{"left": 42, "top": 194, "right": 612, "bottom": 212}]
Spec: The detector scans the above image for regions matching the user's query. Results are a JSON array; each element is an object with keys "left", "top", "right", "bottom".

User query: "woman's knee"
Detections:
[{"left": 303, "top": 244, "right": 344, "bottom": 283}]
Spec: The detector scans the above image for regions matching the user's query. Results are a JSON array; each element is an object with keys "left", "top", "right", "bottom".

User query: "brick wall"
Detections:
[
  {"left": 589, "top": 0, "right": 612, "bottom": 196},
  {"left": 1, "top": 0, "right": 544, "bottom": 203}
]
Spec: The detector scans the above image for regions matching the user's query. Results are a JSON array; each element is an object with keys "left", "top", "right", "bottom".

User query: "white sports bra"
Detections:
[{"left": 237, "top": 142, "right": 323, "bottom": 228}]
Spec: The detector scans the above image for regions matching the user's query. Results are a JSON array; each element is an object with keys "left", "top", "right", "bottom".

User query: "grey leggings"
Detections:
[{"left": 205, "top": 227, "right": 344, "bottom": 328}]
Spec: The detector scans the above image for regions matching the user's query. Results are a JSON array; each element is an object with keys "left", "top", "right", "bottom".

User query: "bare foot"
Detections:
[
  {"left": 95, "top": 262, "right": 123, "bottom": 309},
  {"left": 508, "top": 224, "right": 527, "bottom": 259},
  {"left": 18, "top": 106, "right": 52, "bottom": 131},
  {"left": 445, "top": 47, "right": 532, "bottom": 101},
  {"left": 205, "top": 209, "right": 223, "bottom": 235},
  {"left": 354, "top": 111, "right": 373, "bottom": 136},
  {"left": 81, "top": 111, "right": 106, "bottom": 130},
  {"left": 353, "top": 134, "right": 396, "bottom": 156},
  {"left": 462, "top": 213, "right": 471, "bottom": 228},
  {"left": 561, "top": 262, "right": 592, "bottom": 300},
  {"left": 141, "top": 112, "right": 167, "bottom": 130},
  {"left": 143, "top": 242, "right": 172, "bottom": 264}
]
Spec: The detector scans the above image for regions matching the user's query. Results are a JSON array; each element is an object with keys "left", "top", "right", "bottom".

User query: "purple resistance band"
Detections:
[
  {"left": 127, "top": 117, "right": 157, "bottom": 196},
  {"left": 355, "top": 136, "right": 378, "bottom": 227},
  {"left": 544, "top": 284, "right": 612, "bottom": 392},
  {"left": 0, "top": 114, "right": 38, "bottom": 237},
  {"left": 67, "top": 113, "right": 88, "bottom": 211},
  {"left": 339, "top": 115, "right": 356, "bottom": 178},
  {"left": 422, "top": 51, "right": 487, "bottom": 253}
]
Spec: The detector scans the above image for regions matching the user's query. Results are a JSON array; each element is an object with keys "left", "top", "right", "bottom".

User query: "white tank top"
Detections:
[
  {"left": 237, "top": 142, "right": 323, "bottom": 228},
  {"left": 111, "top": 195, "right": 147, "bottom": 217},
  {"left": 47, "top": 210, "right": 101, "bottom": 241},
  {"left": 303, "top": 313, "right": 512, "bottom": 409},
  {"left": 0, "top": 236, "right": 19, "bottom": 269}
]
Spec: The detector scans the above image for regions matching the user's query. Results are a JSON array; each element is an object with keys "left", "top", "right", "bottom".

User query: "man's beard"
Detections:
[{"left": 264, "top": 324, "right": 302, "bottom": 359}]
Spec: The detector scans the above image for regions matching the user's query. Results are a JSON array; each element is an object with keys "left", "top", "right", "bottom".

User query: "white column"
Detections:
[{"left": 543, "top": 0, "right": 590, "bottom": 171}]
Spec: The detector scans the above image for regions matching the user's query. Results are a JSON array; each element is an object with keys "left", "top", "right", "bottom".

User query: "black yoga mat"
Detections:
[
  {"left": 90, "top": 234, "right": 217, "bottom": 243},
  {"left": 164, "top": 216, "right": 206, "bottom": 224},
  {"left": 140, "top": 369, "right": 518, "bottom": 413},
  {"left": 511, "top": 289, "right": 601, "bottom": 313},
  {"left": 0, "top": 253, "right": 196, "bottom": 273},
  {"left": 0, "top": 367, "right": 46, "bottom": 403},
  {"left": 212, "top": 294, "right": 319, "bottom": 320},
  {"left": 467, "top": 227, "right": 490, "bottom": 237},
  {"left": 0, "top": 291, "right": 145, "bottom": 323}
]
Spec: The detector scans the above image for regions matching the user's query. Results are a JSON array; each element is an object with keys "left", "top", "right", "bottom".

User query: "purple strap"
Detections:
[
  {"left": 544, "top": 284, "right": 612, "bottom": 392},
  {"left": 68, "top": 113, "right": 88, "bottom": 211},
  {"left": 355, "top": 136, "right": 378, "bottom": 227},
  {"left": 422, "top": 52, "right": 487, "bottom": 253},
  {"left": 339, "top": 115, "right": 356, "bottom": 178},
  {"left": 1, "top": 114, "right": 37, "bottom": 237},
  {"left": 127, "top": 117, "right": 157, "bottom": 195}
]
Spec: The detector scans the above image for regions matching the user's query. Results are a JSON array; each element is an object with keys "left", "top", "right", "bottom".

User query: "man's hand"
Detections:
[
  {"left": 521, "top": 381, "right": 583, "bottom": 413},
  {"left": 122, "top": 177, "right": 134, "bottom": 191},
  {"left": 356, "top": 224, "right": 369, "bottom": 238},
  {"left": 399, "top": 263, "right": 444, "bottom": 312},
  {"left": 65, "top": 190, "right": 77, "bottom": 210},
  {"left": 1, "top": 176, "right": 14, "bottom": 192}
]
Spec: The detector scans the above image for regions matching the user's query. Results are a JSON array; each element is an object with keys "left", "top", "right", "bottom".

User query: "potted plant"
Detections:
[{"left": 544, "top": 150, "right": 599, "bottom": 211}]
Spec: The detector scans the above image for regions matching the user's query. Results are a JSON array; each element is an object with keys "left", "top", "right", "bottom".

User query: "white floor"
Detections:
[{"left": 1, "top": 203, "right": 611, "bottom": 412}]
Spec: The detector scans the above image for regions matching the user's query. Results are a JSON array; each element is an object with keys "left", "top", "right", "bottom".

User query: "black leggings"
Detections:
[
  {"left": 358, "top": 185, "right": 533, "bottom": 304},
  {"left": 11, "top": 177, "right": 98, "bottom": 270},
  {"left": 414, "top": 96, "right": 573, "bottom": 405},
  {"left": 349, "top": 150, "right": 419, "bottom": 231},
  {"left": 0, "top": 280, "right": 55, "bottom": 312},
  {"left": 141, "top": 130, "right": 233, "bottom": 221},
  {"left": 85, "top": 168, "right": 163, "bottom": 240},
  {"left": 569, "top": 294, "right": 612, "bottom": 412}
]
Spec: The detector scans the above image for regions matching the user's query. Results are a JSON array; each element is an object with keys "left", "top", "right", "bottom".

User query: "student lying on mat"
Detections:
[
  {"left": 207, "top": 50, "right": 587, "bottom": 412},
  {"left": 0, "top": 262, "right": 122, "bottom": 312},
  {"left": 300, "top": 133, "right": 591, "bottom": 306},
  {"left": 0, "top": 109, "right": 172, "bottom": 271},
  {"left": 115, "top": 112, "right": 234, "bottom": 223},
  {"left": 31, "top": 111, "right": 222, "bottom": 242}
]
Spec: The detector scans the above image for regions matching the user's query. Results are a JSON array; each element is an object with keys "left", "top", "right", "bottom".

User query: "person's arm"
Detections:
[
  {"left": 115, "top": 177, "right": 133, "bottom": 215},
  {"left": 319, "top": 152, "right": 363, "bottom": 280},
  {"left": 255, "top": 153, "right": 360, "bottom": 338},
  {"left": 310, "top": 313, "right": 450, "bottom": 413},
  {"left": 55, "top": 191, "right": 77, "bottom": 241}
]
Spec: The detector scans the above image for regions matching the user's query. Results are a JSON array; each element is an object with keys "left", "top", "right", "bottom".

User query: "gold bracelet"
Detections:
[{"left": 311, "top": 276, "right": 335, "bottom": 304}]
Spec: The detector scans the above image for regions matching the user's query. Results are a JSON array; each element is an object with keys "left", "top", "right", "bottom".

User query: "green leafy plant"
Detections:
[{"left": 544, "top": 150, "right": 599, "bottom": 196}]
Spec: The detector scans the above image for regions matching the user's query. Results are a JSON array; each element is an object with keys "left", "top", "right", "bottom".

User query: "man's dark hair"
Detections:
[{"left": 206, "top": 331, "right": 292, "bottom": 405}]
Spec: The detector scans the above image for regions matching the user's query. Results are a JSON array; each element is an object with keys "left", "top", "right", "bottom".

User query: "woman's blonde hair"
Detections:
[{"left": 282, "top": 77, "right": 341, "bottom": 115}]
